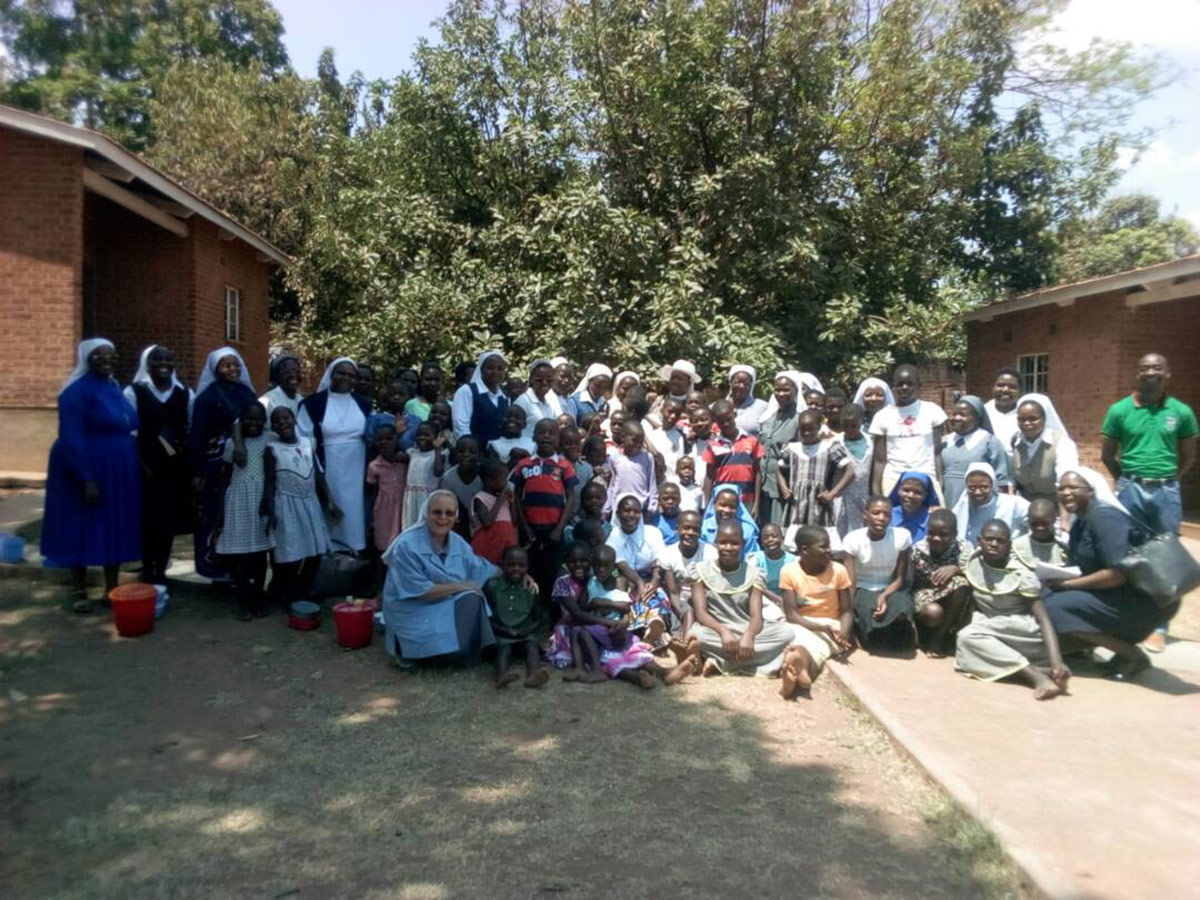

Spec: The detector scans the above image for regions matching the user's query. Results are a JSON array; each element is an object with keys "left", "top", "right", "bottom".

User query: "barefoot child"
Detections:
[
  {"left": 657, "top": 513, "right": 710, "bottom": 657},
  {"left": 485, "top": 546, "right": 550, "bottom": 689},
  {"left": 778, "top": 525, "right": 855, "bottom": 693},
  {"left": 216, "top": 401, "right": 274, "bottom": 620},
  {"left": 674, "top": 521, "right": 806, "bottom": 697},
  {"left": 842, "top": 496, "right": 917, "bottom": 651},
  {"left": 956, "top": 520, "right": 1070, "bottom": 700},
  {"left": 909, "top": 508, "right": 971, "bottom": 656},
  {"left": 471, "top": 459, "right": 517, "bottom": 564}
]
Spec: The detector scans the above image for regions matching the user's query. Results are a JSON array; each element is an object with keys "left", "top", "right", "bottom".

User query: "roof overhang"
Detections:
[
  {"left": 963, "top": 254, "right": 1200, "bottom": 323},
  {"left": 0, "top": 104, "right": 290, "bottom": 266}
]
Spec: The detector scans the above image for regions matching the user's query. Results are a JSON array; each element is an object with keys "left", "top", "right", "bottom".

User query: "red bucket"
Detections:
[
  {"left": 109, "top": 583, "right": 157, "bottom": 637},
  {"left": 333, "top": 601, "right": 374, "bottom": 650}
]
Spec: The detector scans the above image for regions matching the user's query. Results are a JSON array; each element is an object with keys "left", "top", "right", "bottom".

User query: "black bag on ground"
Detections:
[
  {"left": 308, "top": 552, "right": 374, "bottom": 600},
  {"left": 1119, "top": 532, "right": 1200, "bottom": 609}
]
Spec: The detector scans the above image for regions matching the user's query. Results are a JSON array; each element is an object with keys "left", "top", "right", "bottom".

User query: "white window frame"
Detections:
[
  {"left": 1017, "top": 352, "right": 1049, "bottom": 394},
  {"left": 224, "top": 285, "right": 241, "bottom": 343}
]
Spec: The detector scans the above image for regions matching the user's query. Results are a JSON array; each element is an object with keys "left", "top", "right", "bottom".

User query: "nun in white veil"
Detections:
[
  {"left": 298, "top": 357, "right": 368, "bottom": 552},
  {"left": 1010, "top": 393, "right": 1079, "bottom": 503}
]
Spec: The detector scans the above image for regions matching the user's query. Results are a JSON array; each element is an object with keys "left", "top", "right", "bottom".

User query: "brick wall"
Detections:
[
  {"left": 189, "top": 219, "right": 271, "bottom": 393},
  {"left": 85, "top": 192, "right": 195, "bottom": 383},
  {"left": 0, "top": 128, "right": 82, "bottom": 408},
  {"left": 966, "top": 290, "right": 1200, "bottom": 510}
]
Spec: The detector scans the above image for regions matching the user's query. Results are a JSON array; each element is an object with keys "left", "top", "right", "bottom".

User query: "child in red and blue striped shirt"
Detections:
[{"left": 511, "top": 418, "right": 579, "bottom": 602}]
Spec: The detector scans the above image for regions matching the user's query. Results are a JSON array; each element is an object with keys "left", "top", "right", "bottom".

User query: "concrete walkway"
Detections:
[{"left": 830, "top": 642, "right": 1200, "bottom": 899}]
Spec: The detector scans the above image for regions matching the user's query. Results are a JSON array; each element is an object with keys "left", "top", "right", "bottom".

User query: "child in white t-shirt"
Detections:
[
  {"left": 842, "top": 495, "right": 916, "bottom": 651},
  {"left": 868, "top": 364, "right": 947, "bottom": 497}
]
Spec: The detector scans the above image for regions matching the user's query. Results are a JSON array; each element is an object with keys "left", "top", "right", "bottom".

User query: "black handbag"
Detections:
[
  {"left": 1119, "top": 531, "right": 1200, "bottom": 609},
  {"left": 309, "top": 551, "right": 374, "bottom": 600}
]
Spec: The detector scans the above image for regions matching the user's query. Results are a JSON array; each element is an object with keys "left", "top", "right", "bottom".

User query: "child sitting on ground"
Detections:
[
  {"left": 750, "top": 523, "right": 795, "bottom": 622},
  {"left": 401, "top": 422, "right": 446, "bottom": 530},
  {"left": 485, "top": 545, "right": 550, "bottom": 689},
  {"left": 778, "top": 408, "right": 853, "bottom": 528},
  {"left": 842, "top": 496, "right": 917, "bottom": 651},
  {"left": 587, "top": 544, "right": 633, "bottom": 634},
  {"left": 471, "top": 458, "right": 517, "bottom": 564},
  {"left": 660, "top": 509, "right": 716, "bottom": 646},
  {"left": 651, "top": 481, "right": 683, "bottom": 545},
  {"left": 778, "top": 525, "right": 855, "bottom": 694},
  {"left": 488, "top": 405, "right": 535, "bottom": 466},
  {"left": 956, "top": 519, "right": 1070, "bottom": 700},
  {"left": 909, "top": 508, "right": 971, "bottom": 657}
]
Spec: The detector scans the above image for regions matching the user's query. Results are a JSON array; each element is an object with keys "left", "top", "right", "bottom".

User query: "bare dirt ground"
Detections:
[{"left": 0, "top": 581, "right": 1027, "bottom": 899}]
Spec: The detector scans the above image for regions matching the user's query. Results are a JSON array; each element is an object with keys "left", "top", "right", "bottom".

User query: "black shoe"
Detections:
[{"left": 1104, "top": 652, "right": 1151, "bottom": 682}]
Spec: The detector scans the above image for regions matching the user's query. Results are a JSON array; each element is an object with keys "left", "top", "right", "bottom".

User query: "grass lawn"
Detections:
[{"left": 0, "top": 579, "right": 1029, "bottom": 898}]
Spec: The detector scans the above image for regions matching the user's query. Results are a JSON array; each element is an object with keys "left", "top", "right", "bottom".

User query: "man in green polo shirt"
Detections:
[{"left": 1101, "top": 352, "right": 1197, "bottom": 650}]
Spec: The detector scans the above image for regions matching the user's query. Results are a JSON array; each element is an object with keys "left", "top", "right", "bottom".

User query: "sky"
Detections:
[{"left": 273, "top": 0, "right": 1200, "bottom": 229}]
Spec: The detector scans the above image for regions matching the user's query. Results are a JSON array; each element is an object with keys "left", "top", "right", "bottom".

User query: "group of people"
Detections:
[{"left": 43, "top": 340, "right": 1194, "bottom": 698}]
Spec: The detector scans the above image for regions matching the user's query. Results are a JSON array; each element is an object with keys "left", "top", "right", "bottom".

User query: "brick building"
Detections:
[
  {"left": 964, "top": 254, "right": 1200, "bottom": 510},
  {"left": 0, "top": 106, "right": 288, "bottom": 474}
]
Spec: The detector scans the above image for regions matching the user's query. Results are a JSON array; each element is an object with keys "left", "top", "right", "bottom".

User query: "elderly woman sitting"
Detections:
[{"left": 382, "top": 490, "right": 535, "bottom": 666}]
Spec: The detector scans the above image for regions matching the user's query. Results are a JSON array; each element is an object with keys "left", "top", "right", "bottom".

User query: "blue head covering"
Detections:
[
  {"left": 888, "top": 471, "right": 937, "bottom": 542},
  {"left": 700, "top": 484, "right": 760, "bottom": 554},
  {"left": 955, "top": 394, "right": 992, "bottom": 435}
]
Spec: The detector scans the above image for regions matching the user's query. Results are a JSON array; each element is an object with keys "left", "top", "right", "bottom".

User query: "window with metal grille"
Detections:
[{"left": 1017, "top": 353, "right": 1048, "bottom": 394}]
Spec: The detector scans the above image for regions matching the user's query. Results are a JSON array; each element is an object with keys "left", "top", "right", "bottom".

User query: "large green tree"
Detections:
[
  {"left": 1055, "top": 193, "right": 1199, "bottom": 283},
  {"left": 0, "top": 0, "right": 289, "bottom": 148},
  {"left": 285, "top": 0, "right": 1163, "bottom": 383}
]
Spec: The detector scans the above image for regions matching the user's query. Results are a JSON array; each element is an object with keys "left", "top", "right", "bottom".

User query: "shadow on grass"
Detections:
[{"left": 1, "top": 579, "right": 1021, "bottom": 899}]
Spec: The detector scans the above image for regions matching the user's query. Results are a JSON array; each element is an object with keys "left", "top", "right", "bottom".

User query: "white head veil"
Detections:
[
  {"left": 1015, "top": 393, "right": 1071, "bottom": 440},
  {"left": 952, "top": 461, "right": 998, "bottom": 541},
  {"left": 762, "top": 369, "right": 810, "bottom": 420},
  {"left": 1060, "top": 466, "right": 1129, "bottom": 516},
  {"left": 549, "top": 356, "right": 569, "bottom": 369},
  {"left": 469, "top": 350, "right": 506, "bottom": 397},
  {"left": 612, "top": 371, "right": 641, "bottom": 395},
  {"left": 131, "top": 344, "right": 186, "bottom": 400},
  {"left": 382, "top": 489, "right": 460, "bottom": 564},
  {"left": 797, "top": 372, "right": 825, "bottom": 395},
  {"left": 196, "top": 346, "right": 254, "bottom": 396},
  {"left": 571, "top": 363, "right": 613, "bottom": 400},
  {"left": 317, "top": 356, "right": 358, "bottom": 393},
  {"left": 61, "top": 338, "right": 115, "bottom": 394},
  {"left": 727, "top": 364, "right": 757, "bottom": 395},
  {"left": 853, "top": 377, "right": 895, "bottom": 409}
]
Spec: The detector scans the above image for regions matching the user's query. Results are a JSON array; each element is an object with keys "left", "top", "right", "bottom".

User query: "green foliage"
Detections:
[
  {"left": 4, "top": 0, "right": 1181, "bottom": 385},
  {"left": 1055, "top": 193, "right": 1200, "bottom": 283},
  {"left": 0, "top": 0, "right": 288, "bottom": 148}
]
